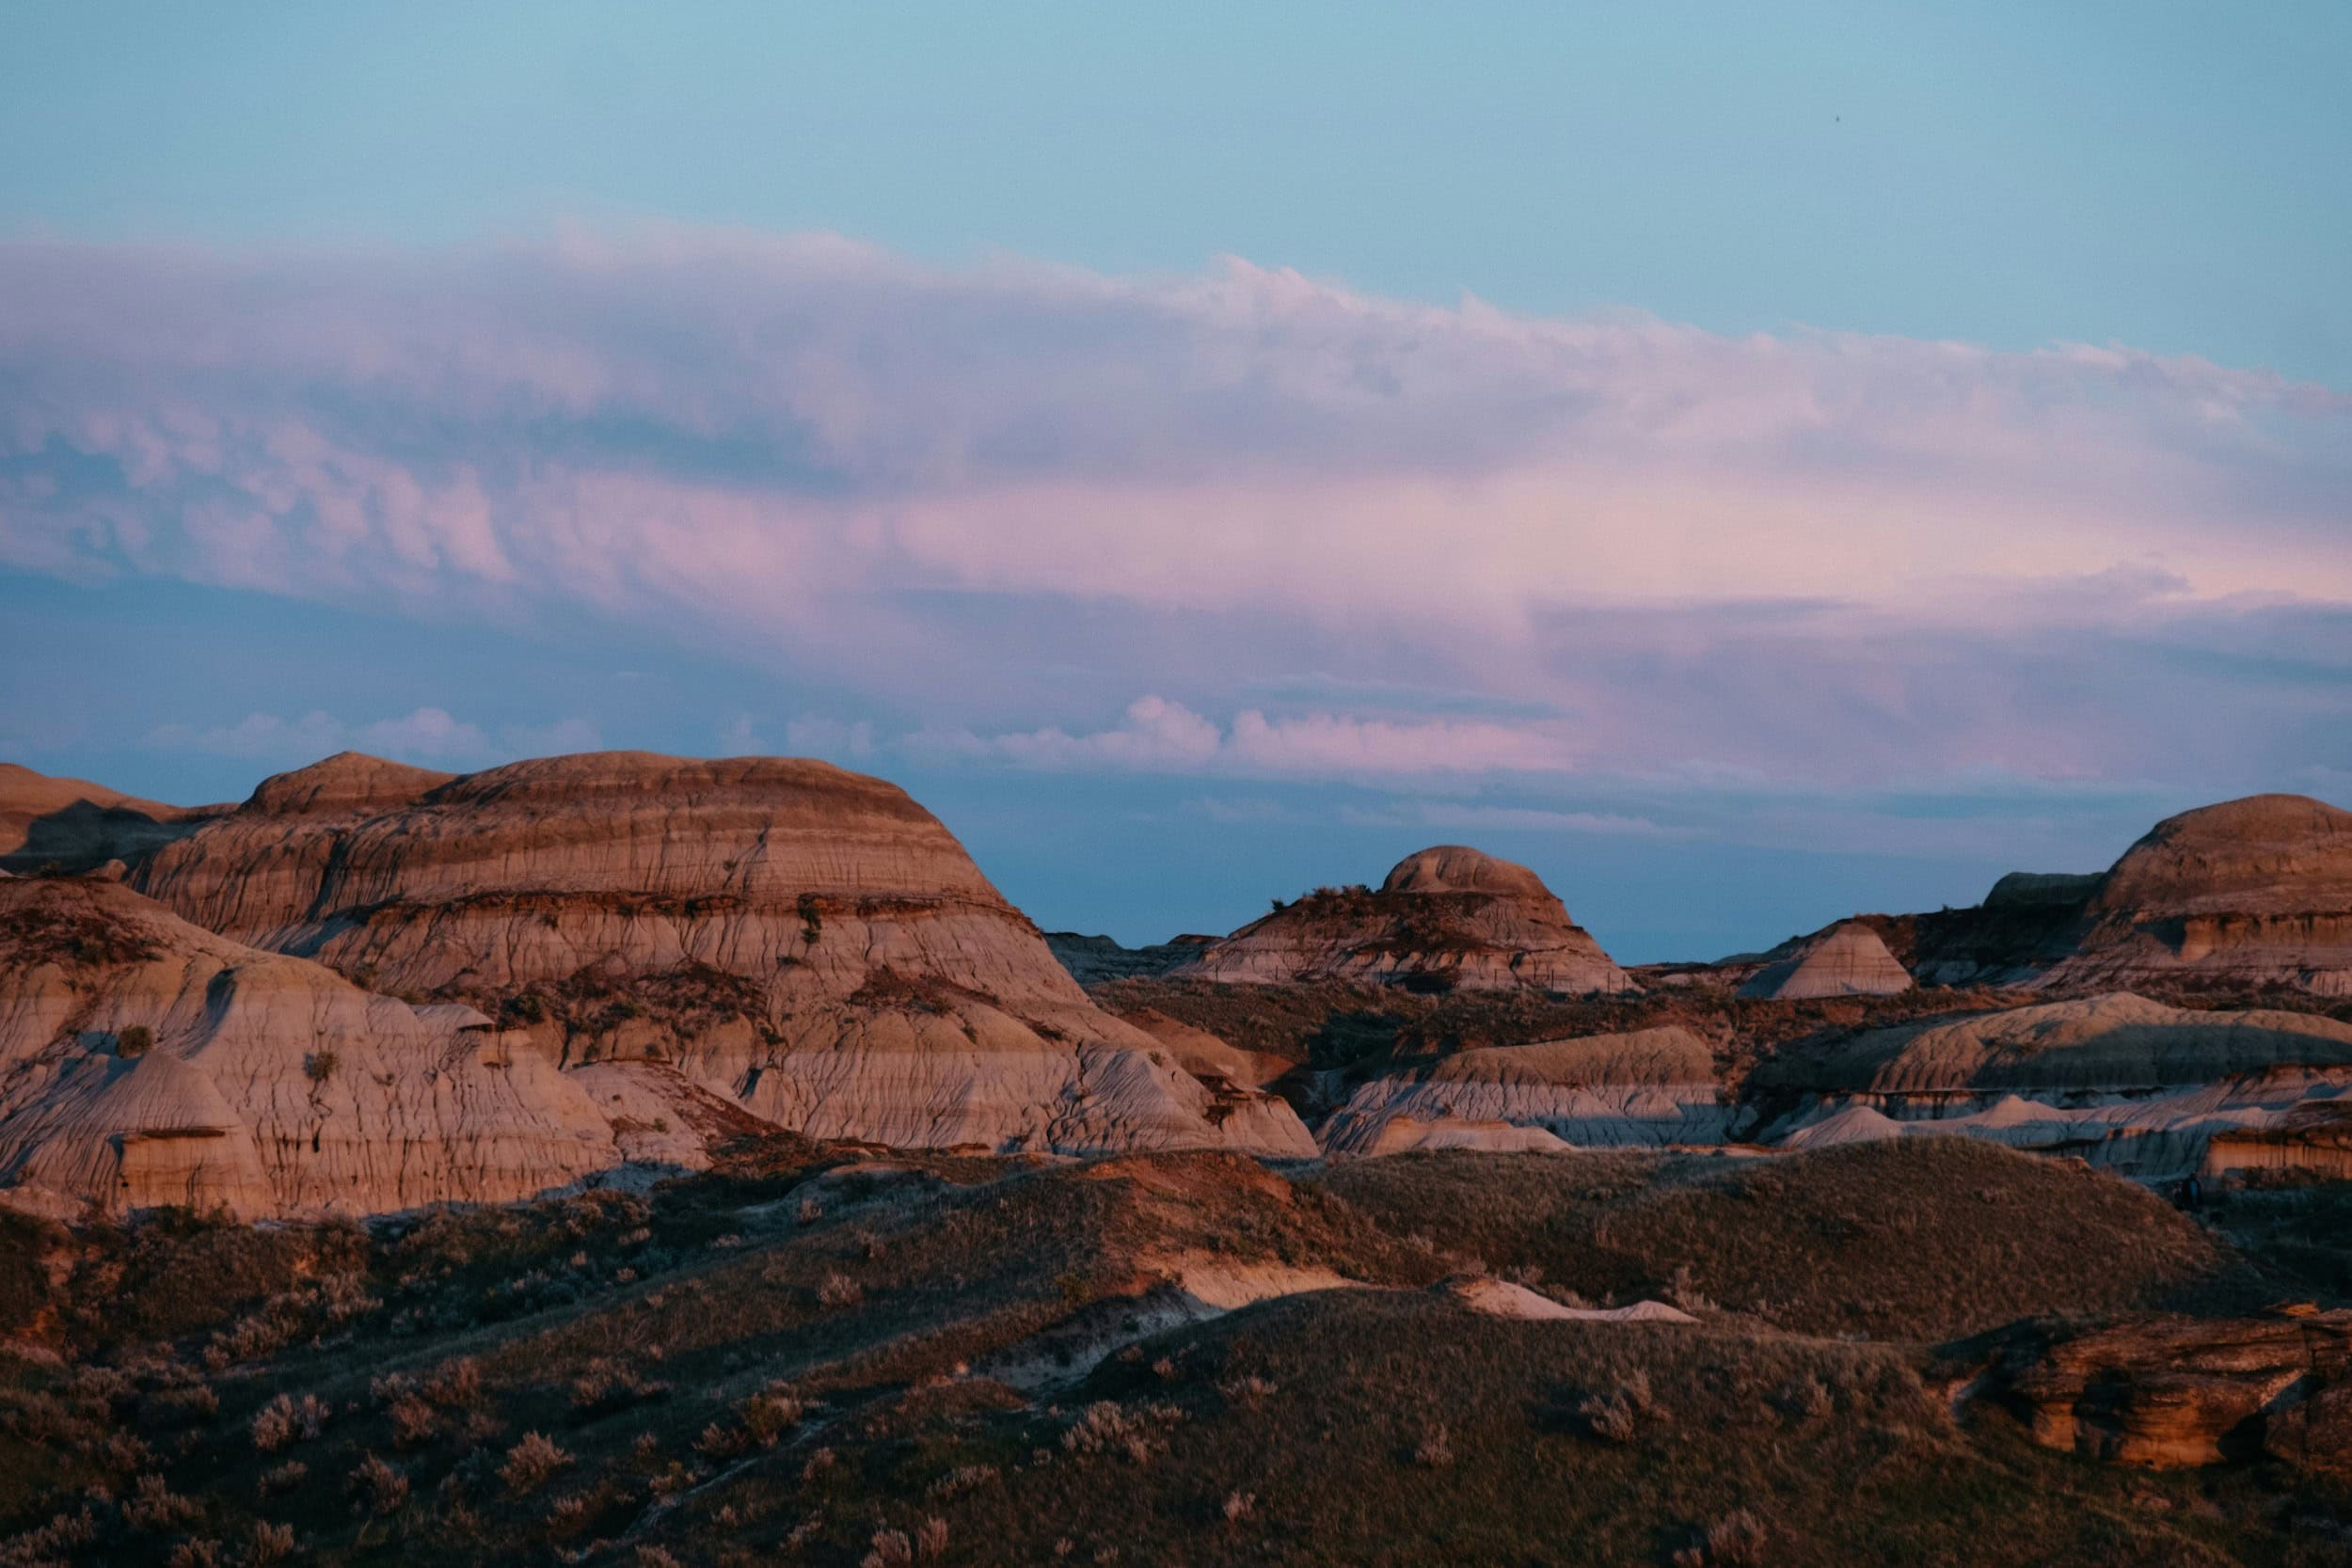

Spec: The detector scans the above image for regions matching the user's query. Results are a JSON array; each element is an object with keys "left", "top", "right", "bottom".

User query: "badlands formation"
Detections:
[
  {"left": 9, "top": 757, "right": 2352, "bottom": 1564},
  {"left": 0, "top": 752, "right": 1311, "bottom": 1216},
  {"left": 1175, "top": 844, "right": 1636, "bottom": 994},
  {"left": 5, "top": 756, "right": 2352, "bottom": 1212}
]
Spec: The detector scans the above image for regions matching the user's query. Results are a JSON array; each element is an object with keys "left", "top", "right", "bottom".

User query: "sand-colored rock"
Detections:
[
  {"left": 2037, "top": 794, "right": 2352, "bottom": 992},
  {"left": 1176, "top": 846, "right": 1634, "bottom": 995},
  {"left": 1771, "top": 992, "right": 2352, "bottom": 1095},
  {"left": 2202, "top": 1101, "right": 2352, "bottom": 1182},
  {"left": 1737, "top": 921, "right": 1913, "bottom": 1000},
  {"left": 134, "top": 750, "right": 1310, "bottom": 1159},
  {"left": 1320, "top": 1025, "right": 1729, "bottom": 1155},
  {"left": 1441, "top": 1277, "right": 1697, "bottom": 1323},
  {"left": 1114, "top": 1007, "right": 1291, "bottom": 1089},
  {"left": 0, "top": 876, "right": 627, "bottom": 1217},
  {"left": 1345, "top": 1115, "right": 1577, "bottom": 1156},
  {"left": 1987, "top": 1307, "right": 2352, "bottom": 1469},
  {"left": 0, "top": 762, "right": 221, "bottom": 874},
  {"left": 1760, "top": 993, "right": 2352, "bottom": 1177}
]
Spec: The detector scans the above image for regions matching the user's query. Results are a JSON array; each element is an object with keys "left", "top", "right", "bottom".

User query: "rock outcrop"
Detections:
[
  {"left": 1045, "top": 932, "right": 1216, "bottom": 986},
  {"left": 1758, "top": 993, "right": 2352, "bottom": 1177},
  {"left": 1978, "top": 1307, "right": 2352, "bottom": 1470},
  {"left": 2041, "top": 794, "right": 2352, "bottom": 993},
  {"left": 1873, "top": 794, "right": 2352, "bottom": 992},
  {"left": 1176, "top": 846, "right": 1634, "bottom": 995},
  {"left": 0, "top": 876, "right": 627, "bottom": 1217},
  {"left": 1736, "top": 921, "right": 1913, "bottom": 1000},
  {"left": 0, "top": 763, "right": 220, "bottom": 875},
  {"left": 133, "top": 751, "right": 1311, "bottom": 1160},
  {"left": 1320, "top": 1025, "right": 1730, "bottom": 1155}
]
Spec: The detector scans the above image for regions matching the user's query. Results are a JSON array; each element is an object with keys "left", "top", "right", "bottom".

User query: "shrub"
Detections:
[
  {"left": 252, "top": 1392, "right": 330, "bottom": 1453},
  {"left": 1412, "top": 1421, "right": 1454, "bottom": 1468},
  {"left": 1580, "top": 1390, "right": 1639, "bottom": 1444},
  {"left": 348, "top": 1452, "right": 409, "bottom": 1517},
  {"left": 389, "top": 1394, "right": 439, "bottom": 1449},
  {"left": 1708, "top": 1510, "right": 1770, "bottom": 1566},
  {"left": 916, "top": 1517, "right": 949, "bottom": 1561},
  {"left": 498, "top": 1432, "right": 573, "bottom": 1497},
  {"left": 862, "top": 1528, "right": 913, "bottom": 1568},
  {"left": 247, "top": 1521, "right": 297, "bottom": 1564},
  {"left": 304, "top": 1050, "right": 338, "bottom": 1085},
  {"left": 122, "top": 1472, "right": 203, "bottom": 1531},
  {"left": 117, "top": 1024, "right": 153, "bottom": 1058},
  {"left": 817, "top": 1272, "right": 864, "bottom": 1309},
  {"left": 1222, "top": 1489, "right": 1256, "bottom": 1523},
  {"left": 423, "top": 1357, "right": 482, "bottom": 1408},
  {"left": 1063, "top": 1400, "right": 1184, "bottom": 1466},
  {"left": 258, "top": 1461, "right": 310, "bottom": 1497},
  {"left": 166, "top": 1541, "right": 222, "bottom": 1568}
]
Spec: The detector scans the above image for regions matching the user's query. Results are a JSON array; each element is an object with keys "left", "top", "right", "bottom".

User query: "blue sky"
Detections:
[{"left": 2, "top": 3, "right": 2347, "bottom": 958}]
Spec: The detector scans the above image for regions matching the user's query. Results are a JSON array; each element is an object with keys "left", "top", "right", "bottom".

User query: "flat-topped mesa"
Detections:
[
  {"left": 0, "top": 876, "right": 627, "bottom": 1218},
  {"left": 134, "top": 750, "right": 1312, "bottom": 1159},
  {"left": 1176, "top": 845, "right": 1636, "bottom": 995},
  {"left": 1737, "top": 920, "right": 1914, "bottom": 1000}
]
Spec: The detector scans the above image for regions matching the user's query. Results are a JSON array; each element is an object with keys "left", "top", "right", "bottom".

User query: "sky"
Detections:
[{"left": 2, "top": 2, "right": 2348, "bottom": 961}]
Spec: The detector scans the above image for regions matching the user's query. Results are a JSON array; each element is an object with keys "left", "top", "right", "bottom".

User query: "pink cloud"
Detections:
[{"left": 3, "top": 230, "right": 2347, "bottom": 795}]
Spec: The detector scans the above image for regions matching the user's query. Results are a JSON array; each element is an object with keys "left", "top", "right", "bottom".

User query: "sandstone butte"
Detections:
[
  {"left": 1174, "top": 844, "right": 1637, "bottom": 994},
  {"left": 0, "top": 752, "right": 1312, "bottom": 1217}
]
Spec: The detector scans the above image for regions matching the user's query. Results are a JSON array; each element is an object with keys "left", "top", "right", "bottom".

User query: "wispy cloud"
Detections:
[
  {"left": 4, "top": 229, "right": 2347, "bottom": 802},
  {"left": 904, "top": 696, "right": 1578, "bottom": 780},
  {"left": 145, "top": 706, "right": 596, "bottom": 768}
]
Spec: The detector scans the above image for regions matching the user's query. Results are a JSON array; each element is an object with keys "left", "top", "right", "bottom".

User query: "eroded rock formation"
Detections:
[
  {"left": 133, "top": 751, "right": 1311, "bottom": 1161},
  {"left": 1737, "top": 921, "right": 1914, "bottom": 1000},
  {"left": 1979, "top": 1306, "right": 2352, "bottom": 1471},
  {"left": 1320, "top": 1024, "right": 1729, "bottom": 1155},
  {"left": 0, "top": 762, "right": 221, "bottom": 875},
  {"left": 1759, "top": 993, "right": 2352, "bottom": 1177},
  {"left": 2043, "top": 794, "right": 2352, "bottom": 993},
  {"left": 1176, "top": 845, "right": 1634, "bottom": 995},
  {"left": 0, "top": 877, "right": 626, "bottom": 1217}
]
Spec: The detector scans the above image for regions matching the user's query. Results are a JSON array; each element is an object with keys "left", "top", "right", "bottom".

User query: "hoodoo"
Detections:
[{"left": 1176, "top": 845, "right": 1635, "bottom": 994}]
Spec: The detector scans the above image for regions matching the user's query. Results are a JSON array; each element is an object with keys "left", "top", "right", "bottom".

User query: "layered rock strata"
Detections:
[
  {"left": 1177, "top": 845, "right": 1634, "bottom": 995},
  {"left": 133, "top": 751, "right": 1311, "bottom": 1159},
  {"left": 1319, "top": 1025, "right": 1729, "bottom": 1155},
  {"left": 0, "top": 877, "right": 624, "bottom": 1217},
  {"left": 1760, "top": 993, "right": 2352, "bottom": 1177},
  {"left": 1736, "top": 921, "right": 1914, "bottom": 1000}
]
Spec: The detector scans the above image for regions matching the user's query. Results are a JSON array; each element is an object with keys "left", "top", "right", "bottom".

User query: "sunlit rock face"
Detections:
[
  {"left": 2037, "top": 794, "right": 2352, "bottom": 994},
  {"left": 1177, "top": 845, "right": 1636, "bottom": 996},
  {"left": 0, "top": 876, "right": 625, "bottom": 1218},
  {"left": 132, "top": 751, "right": 1311, "bottom": 1160}
]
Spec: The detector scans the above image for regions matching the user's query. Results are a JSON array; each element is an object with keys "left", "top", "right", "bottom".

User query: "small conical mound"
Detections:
[
  {"left": 1739, "top": 921, "right": 1913, "bottom": 1000},
  {"left": 1179, "top": 845, "right": 1634, "bottom": 995}
]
